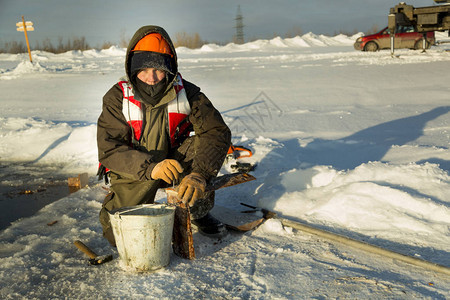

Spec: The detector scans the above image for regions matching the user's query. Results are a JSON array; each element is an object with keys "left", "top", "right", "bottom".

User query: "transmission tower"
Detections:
[{"left": 234, "top": 5, "right": 244, "bottom": 44}]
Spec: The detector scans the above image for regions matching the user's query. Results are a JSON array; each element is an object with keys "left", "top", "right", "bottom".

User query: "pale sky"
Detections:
[{"left": 0, "top": 0, "right": 438, "bottom": 47}]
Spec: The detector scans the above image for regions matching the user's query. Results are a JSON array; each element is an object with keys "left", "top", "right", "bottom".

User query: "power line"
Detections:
[{"left": 234, "top": 5, "right": 244, "bottom": 44}]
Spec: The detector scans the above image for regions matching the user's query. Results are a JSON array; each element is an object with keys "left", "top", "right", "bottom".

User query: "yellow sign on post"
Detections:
[{"left": 16, "top": 16, "right": 34, "bottom": 63}]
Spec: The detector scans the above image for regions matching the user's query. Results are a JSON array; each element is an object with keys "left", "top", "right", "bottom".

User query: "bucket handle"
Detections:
[
  {"left": 112, "top": 204, "right": 170, "bottom": 220},
  {"left": 115, "top": 206, "right": 145, "bottom": 216}
]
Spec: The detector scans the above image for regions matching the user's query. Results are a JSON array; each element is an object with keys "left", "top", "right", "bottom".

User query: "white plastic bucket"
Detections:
[{"left": 109, "top": 204, "right": 175, "bottom": 272}]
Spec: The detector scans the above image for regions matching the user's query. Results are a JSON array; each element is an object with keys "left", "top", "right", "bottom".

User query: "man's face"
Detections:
[{"left": 137, "top": 68, "right": 166, "bottom": 85}]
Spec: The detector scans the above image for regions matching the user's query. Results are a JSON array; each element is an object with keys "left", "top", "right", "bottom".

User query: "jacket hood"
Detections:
[
  {"left": 125, "top": 25, "right": 178, "bottom": 105},
  {"left": 126, "top": 25, "right": 177, "bottom": 79}
]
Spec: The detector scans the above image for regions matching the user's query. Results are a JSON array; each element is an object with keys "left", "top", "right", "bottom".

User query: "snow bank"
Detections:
[
  {"left": 177, "top": 32, "right": 356, "bottom": 54},
  {"left": 0, "top": 117, "right": 71, "bottom": 161},
  {"left": 78, "top": 46, "right": 126, "bottom": 58},
  {"left": 0, "top": 117, "right": 98, "bottom": 174},
  {"left": 0, "top": 61, "right": 48, "bottom": 79},
  {"left": 259, "top": 162, "right": 450, "bottom": 248}
]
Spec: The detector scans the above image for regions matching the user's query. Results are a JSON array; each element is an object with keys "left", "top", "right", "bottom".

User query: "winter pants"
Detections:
[{"left": 99, "top": 137, "right": 214, "bottom": 246}]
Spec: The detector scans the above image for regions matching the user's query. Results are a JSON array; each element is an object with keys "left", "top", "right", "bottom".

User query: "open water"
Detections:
[{"left": 0, "top": 162, "right": 70, "bottom": 230}]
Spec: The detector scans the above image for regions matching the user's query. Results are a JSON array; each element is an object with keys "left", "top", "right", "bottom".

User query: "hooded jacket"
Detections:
[{"left": 97, "top": 25, "right": 231, "bottom": 182}]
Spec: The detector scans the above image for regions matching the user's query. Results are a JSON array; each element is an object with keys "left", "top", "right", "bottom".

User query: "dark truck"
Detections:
[
  {"left": 355, "top": 1, "right": 450, "bottom": 53},
  {"left": 387, "top": 1, "right": 450, "bottom": 53}
]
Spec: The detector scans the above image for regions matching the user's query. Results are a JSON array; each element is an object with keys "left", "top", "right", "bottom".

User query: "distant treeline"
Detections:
[
  {"left": 0, "top": 33, "right": 209, "bottom": 54},
  {"left": 1, "top": 37, "right": 93, "bottom": 54},
  {"left": 0, "top": 26, "right": 379, "bottom": 54}
]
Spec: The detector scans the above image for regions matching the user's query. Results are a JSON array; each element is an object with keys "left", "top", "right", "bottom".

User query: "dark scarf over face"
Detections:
[{"left": 134, "top": 75, "right": 169, "bottom": 106}]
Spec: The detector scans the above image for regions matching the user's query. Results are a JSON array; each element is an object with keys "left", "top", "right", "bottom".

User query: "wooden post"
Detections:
[
  {"left": 21, "top": 16, "right": 33, "bottom": 63},
  {"left": 166, "top": 189, "right": 195, "bottom": 260}
]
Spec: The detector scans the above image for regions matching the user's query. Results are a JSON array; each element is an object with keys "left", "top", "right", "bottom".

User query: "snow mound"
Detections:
[
  {"left": 13, "top": 61, "right": 47, "bottom": 74},
  {"left": 199, "top": 44, "right": 221, "bottom": 52},
  {"left": 176, "top": 32, "right": 357, "bottom": 54},
  {"left": 40, "top": 124, "right": 98, "bottom": 173},
  {"left": 100, "top": 45, "right": 126, "bottom": 56},
  {"left": 0, "top": 61, "right": 48, "bottom": 79},
  {"left": 259, "top": 161, "right": 450, "bottom": 249},
  {"left": 0, "top": 117, "right": 98, "bottom": 174},
  {"left": 81, "top": 46, "right": 126, "bottom": 58},
  {"left": 282, "top": 36, "right": 311, "bottom": 47},
  {"left": 301, "top": 33, "right": 328, "bottom": 47},
  {"left": 258, "top": 218, "right": 294, "bottom": 236}
]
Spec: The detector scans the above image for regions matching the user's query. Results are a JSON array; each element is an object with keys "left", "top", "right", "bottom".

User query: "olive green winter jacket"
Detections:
[{"left": 97, "top": 25, "right": 231, "bottom": 184}]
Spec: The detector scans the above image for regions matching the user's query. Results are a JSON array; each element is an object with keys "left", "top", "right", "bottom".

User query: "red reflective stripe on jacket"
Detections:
[
  {"left": 119, "top": 81, "right": 143, "bottom": 141},
  {"left": 167, "top": 74, "right": 191, "bottom": 146},
  {"left": 118, "top": 74, "right": 192, "bottom": 146}
]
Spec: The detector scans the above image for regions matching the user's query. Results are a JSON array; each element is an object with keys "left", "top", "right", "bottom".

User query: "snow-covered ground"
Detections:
[{"left": 0, "top": 32, "right": 449, "bottom": 298}]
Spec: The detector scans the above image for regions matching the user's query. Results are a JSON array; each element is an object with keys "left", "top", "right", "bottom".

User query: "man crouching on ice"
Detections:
[{"left": 97, "top": 25, "right": 231, "bottom": 246}]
